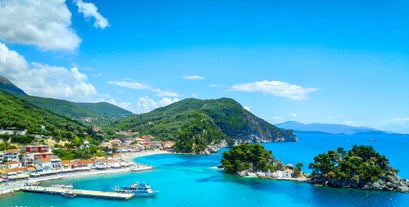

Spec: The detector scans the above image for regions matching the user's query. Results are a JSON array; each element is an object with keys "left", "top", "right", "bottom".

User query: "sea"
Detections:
[{"left": 2, "top": 133, "right": 409, "bottom": 207}]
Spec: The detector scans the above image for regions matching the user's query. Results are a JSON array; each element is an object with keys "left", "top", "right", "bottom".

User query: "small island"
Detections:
[
  {"left": 308, "top": 145, "right": 409, "bottom": 192},
  {"left": 221, "top": 143, "right": 306, "bottom": 180}
]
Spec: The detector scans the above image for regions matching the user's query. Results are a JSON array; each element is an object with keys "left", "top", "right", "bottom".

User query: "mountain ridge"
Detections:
[
  {"left": 113, "top": 98, "right": 297, "bottom": 153},
  {"left": 0, "top": 76, "right": 26, "bottom": 95},
  {"left": 276, "top": 121, "right": 393, "bottom": 135},
  {"left": 0, "top": 75, "right": 133, "bottom": 121}
]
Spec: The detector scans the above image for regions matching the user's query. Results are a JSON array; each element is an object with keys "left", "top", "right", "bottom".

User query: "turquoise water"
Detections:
[{"left": 2, "top": 133, "right": 409, "bottom": 207}]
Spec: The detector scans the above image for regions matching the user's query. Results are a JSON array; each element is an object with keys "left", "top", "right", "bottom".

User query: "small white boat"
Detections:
[{"left": 113, "top": 182, "right": 158, "bottom": 197}]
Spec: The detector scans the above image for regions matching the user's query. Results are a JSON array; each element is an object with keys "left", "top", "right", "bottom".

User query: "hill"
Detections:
[
  {"left": 112, "top": 98, "right": 297, "bottom": 153},
  {"left": 0, "top": 75, "right": 133, "bottom": 123},
  {"left": 0, "top": 75, "right": 26, "bottom": 95},
  {"left": 309, "top": 145, "right": 409, "bottom": 192},
  {"left": 20, "top": 95, "right": 133, "bottom": 121},
  {"left": 0, "top": 91, "right": 99, "bottom": 144},
  {"left": 276, "top": 121, "right": 389, "bottom": 135}
]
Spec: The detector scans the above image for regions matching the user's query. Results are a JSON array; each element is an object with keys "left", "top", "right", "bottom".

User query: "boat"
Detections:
[
  {"left": 61, "top": 190, "right": 77, "bottom": 198},
  {"left": 113, "top": 182, "right": 159, "bottom": 197},
  {"left": 52, "top": 184, "right": 73, "bottom": 189}
]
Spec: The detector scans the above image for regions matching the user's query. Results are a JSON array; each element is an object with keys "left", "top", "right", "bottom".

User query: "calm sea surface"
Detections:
[{"left": 2, "top": 133, "right": 409, "bottom": 207}]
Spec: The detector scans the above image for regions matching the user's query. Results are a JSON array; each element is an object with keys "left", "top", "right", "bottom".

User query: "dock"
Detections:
[{"left": 21, "top": 186, "right": 134, "bottom": 200}]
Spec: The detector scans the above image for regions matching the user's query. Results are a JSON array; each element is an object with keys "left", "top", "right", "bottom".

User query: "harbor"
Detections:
[{"left": 21, "top": 186, "right": 134, "bottom": 200}]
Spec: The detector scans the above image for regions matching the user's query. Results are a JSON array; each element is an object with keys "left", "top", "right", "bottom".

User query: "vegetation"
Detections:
[
  {"left": 221, "top": 144, "right": 277, "bottom": 173},
  {"left": 0, "top": 75, "right": 296, "bottom": 156},
  {"left": 112, "top": 98, "right": 297, "bottom": 153},
  {"left": 292, "top": 162, "right": 304, "bottom": 178},
  {"left": 0, "top": 75, "right": 132, "bottom": 127},
  {"left": 171, "top": 110, "right": 229, "bottom": 153},
  {"left": 19, "top": 96, "right": 133, "bottom": 123},
  {"left": 308, "top": 145, "right": 398, "bottom": 188},
  {"left": 53, "top": 145, "right": 104, "bottom": 160},
  {"left": 0, "top": 92, "right": 100, "bottom": 144}
]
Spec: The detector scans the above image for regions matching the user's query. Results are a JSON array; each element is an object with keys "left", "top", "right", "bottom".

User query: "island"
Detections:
[
  {"left": 221, "top": 143, "right": 306, "bottom": 181},
  {"left": 308, "top": 145, "right": 409, "bottom": 192}
]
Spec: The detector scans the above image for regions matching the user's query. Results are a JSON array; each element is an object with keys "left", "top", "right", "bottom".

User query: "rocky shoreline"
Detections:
[
  {"left": 309, "top": 173, "right": 409, "bottom": 193},
  {"left": 233, "top": 170, "right": 409, "bottom": 193}
]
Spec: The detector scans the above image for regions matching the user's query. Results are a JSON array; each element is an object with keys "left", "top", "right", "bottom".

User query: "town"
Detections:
[{"left": 0, "top": 129, "right": 175, "bottom": 183}]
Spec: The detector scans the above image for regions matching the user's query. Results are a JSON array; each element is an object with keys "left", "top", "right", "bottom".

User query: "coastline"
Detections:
[{"left": 0, "top": 150, "right": 172, "bottom": 197}]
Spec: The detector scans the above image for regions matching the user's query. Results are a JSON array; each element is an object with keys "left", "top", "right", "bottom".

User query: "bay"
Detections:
[{"left": 1, "top": 133, "right": 409, "bottom": 207}]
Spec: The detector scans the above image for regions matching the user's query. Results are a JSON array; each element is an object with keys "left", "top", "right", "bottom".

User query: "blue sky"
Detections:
[{"left": 0, "top": 0, "right": 408, "bottom": 133}]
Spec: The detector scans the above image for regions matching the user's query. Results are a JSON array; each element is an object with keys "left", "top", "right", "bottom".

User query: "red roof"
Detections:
[
  {"left": 5, "top": 149, "right": 19, "bottom": 153},
  {"left": 38, "top": 157, "right": 51, "bottom": 162},
  {"left": 5, "top": 161, "right": 20, "bottom": 165}
]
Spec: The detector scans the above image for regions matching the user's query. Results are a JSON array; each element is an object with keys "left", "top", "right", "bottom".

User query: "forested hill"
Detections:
[
  {"left": 0, "top": 92, "right": 99, "bottom": 144},
  {"left": 20, "top": 95, "right": 133, "bottom": 120},
  {"left": 0, "top": 75, "right": 133, "bottom": 121},
  {"left": 113, "top": 98, "right": 297, "bottom": 146}
]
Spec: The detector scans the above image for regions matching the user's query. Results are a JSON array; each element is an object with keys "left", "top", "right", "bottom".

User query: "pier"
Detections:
[{"left": 21, "top": 186, "right": 134, "bottom": 200}]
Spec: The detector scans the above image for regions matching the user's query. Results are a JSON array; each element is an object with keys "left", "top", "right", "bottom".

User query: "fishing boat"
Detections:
[{"left": 113, "top": 182, "right": 158, "bottom": 197}]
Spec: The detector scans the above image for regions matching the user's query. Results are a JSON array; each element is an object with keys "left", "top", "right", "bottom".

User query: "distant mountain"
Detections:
[
  {"left": 0, "top": 75, "right": 26, "bottom": 95},
  {"left": 113, "top": 98, "right": 297, "bottom": 153},
  {"left": 0, "top": 75, "right": 133, "bottom": 121},
  {"left": 275, "top": 121, "right": 390, "bottom": 135}
]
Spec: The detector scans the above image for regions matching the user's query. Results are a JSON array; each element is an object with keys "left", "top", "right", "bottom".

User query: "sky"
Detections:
[{"left": 0, "top": 0, "right": 409, "bottom": 133}]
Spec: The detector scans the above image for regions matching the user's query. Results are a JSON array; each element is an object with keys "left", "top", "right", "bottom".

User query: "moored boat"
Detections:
[{"left": 113, "top": 182, "right": 158, "bottom": 197}]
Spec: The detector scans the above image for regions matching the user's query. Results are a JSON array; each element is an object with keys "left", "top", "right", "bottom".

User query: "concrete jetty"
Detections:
[{"left": 21, "top": 186, "right": 134, "bottom": 200}]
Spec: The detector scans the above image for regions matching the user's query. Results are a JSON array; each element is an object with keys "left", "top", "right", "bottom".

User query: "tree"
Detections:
[
  {"left": 309, "top": 145, "right": 398, "bottom": 188},
  {"left": 292, "top": 162, "right": 304, "bottom": 178},
  {"left": 221, "top": 144, "right": 276, "bottom": 174}
]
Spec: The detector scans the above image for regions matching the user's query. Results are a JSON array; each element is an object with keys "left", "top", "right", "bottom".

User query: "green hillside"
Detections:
[
  {"left": 0, "top": 75, "right": 133, "bottom": 123},
  {"left": 19, "top": 95, "right": 133, "bottom": 121},
  {"left": 0, "top": 91, "right": 99, "bottom": 144},
  {"left": 112, "top": 98, "right": 297, "bottom": 153},
  {"left": 75, "top": 102, "right": 133, "bottom": 118}
]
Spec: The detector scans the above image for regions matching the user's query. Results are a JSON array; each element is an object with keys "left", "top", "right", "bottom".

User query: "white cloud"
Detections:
[
  {"left": 108, "top": 80, "right": 179, "bottom": 97},
  {"left": 135, "top": 96, "right": 158, "bottom": 114},
  {"left": 108, "top": 80, "right": 151, "bottom": 90},
  {"left": 343, "top": 121, "right": 356, "bottom": 126},
  {"left": 243, "top": 106, "right": 250, "bottom": 111},
  {"left": 75, "top": 0, "right": 109, "bottom": 29},
  {"left": 0, "top": 42, "right": 97, "bottom": 102},
  {"left": 152, "top": 88, "right": 179, "bottom": 97},
  {"left": 290, "top": 113, "right": 298, "bottom": 118},
  {"left": 0, "top": 0, "right": 81, "bottom": 51},
  {"left": 110, "top": 96, "right": 179, "bottom": 114},
  {"left": 182, "top": 75, "right": 205, "bottom": 80},
  {"left": 159, "top": 97, "right": 180, "bottom": 106},
  {"left": 389, "top": 117, "right": 409, "bottom": 125},
  {"left": 230, "top": 80, "right": 318, "bottom": 100},
  {"left": 269, "top": 116, "right": 283, "bottom": 121}
]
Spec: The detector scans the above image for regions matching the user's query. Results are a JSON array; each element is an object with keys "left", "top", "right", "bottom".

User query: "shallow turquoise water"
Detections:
[{"left": 1, "top": 133, "right": 409, "bottom": 207}]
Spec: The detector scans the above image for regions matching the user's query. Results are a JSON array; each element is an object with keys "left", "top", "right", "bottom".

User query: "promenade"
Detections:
[
  {"left": 21, "top": 186, "right": 134, "bottom": 200},
  {"left": 0, "top": 150, "right": 171, "bottom": 198}
]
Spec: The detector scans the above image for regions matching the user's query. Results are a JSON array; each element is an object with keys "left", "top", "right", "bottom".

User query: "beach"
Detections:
[{"left": 0, "top": 150, "right": 171, "bottom": 197}]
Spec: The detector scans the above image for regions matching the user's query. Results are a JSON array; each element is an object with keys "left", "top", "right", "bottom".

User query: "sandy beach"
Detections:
[{"left": 0, "top": 150, "right": 171, "bottom": 197}]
